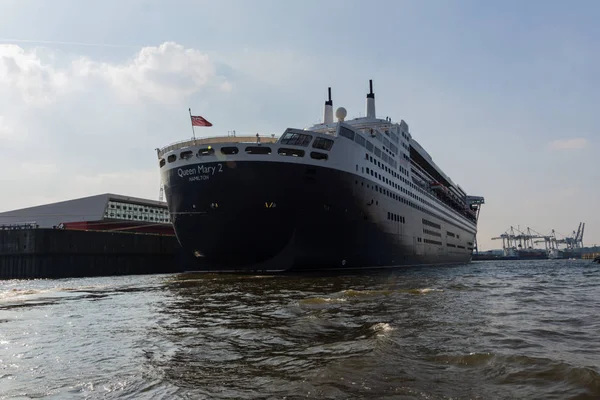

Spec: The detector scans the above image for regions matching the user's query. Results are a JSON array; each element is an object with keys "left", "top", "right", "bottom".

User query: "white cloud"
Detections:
[
  {"left": 548, "top": 138, "right": 589, "bottom": 150},
  {"left": 0, "top": 44, "right": 69, "bottom": 105},
  {"left": 0, "top": 42, "right": 234, "bottom": 212},
  {"left": 73, "top": 42, "right": 227, "bottom": 103},
  {"left": 0, "top": 41, "right": 229, "bottom": 108}
]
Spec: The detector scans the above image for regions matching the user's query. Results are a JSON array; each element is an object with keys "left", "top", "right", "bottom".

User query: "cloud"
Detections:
[
  {"left": 0, "top": 44, "right": 69, "bottom": 105},
  {"left": 548, "top": 138, "right": 589, "bottom": 150},
  {"left": 0, "top": 42, "right": 233, "bottom": 212},
  {"left": 73, "top": 42, "right": 228, "bottom": 103},
  {"left": 0, "top": 41, "right": 229, "bottom": 107}
]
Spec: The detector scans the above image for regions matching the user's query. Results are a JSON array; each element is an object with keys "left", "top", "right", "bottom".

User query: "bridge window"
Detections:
[
  {"left": 354, "top": 134, "right": 366, "bottom": 147},
  {"left": 339, "top": 126, "right": 355, "bottom": 141},
  {"left": 280, "top": 132, "right": 313, "bottom": 146},
  {"left": 312, "top": 137, "right": 334, "bottom": 151},
  {"left": 167, "top": 154, "right": 176, "bottom": 163},
  {"left": 159, "top": 159, "right": 166, "bottom": 168}
]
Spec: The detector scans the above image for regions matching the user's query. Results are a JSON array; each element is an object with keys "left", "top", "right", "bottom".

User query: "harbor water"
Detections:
[{"left": 1, "top": 260, "right": 599, "bottom": 399}]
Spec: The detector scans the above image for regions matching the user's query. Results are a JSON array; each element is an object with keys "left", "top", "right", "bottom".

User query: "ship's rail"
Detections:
[{"left": 157, "top": 135, "right": 279, "bottom": 158}]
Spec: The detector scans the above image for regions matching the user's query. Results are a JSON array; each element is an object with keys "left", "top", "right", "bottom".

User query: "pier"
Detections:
[
  {"left": 0, "top": 228, "right": 186, "bottom": 279},
  {"left": 582, "top": 253, "right": 600, "bottom": 263},
  {"left": 0, "top": 193, "right": 197, "bottom": 279}
]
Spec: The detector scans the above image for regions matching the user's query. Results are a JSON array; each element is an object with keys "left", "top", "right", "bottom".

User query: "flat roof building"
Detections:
[{"left": 0, "top": 193, "right": 173, "bottom": 234}]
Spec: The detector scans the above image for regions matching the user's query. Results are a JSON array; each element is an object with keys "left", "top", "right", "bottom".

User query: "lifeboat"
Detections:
[{"left": 430, "top": 182, "right": 448, "bottom": 193}]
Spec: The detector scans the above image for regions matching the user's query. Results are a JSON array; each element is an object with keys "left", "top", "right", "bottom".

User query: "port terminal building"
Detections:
[
  {"left": 0, "top": 194, "right": 186, "bottom": 279},
  {"left": 0, "top": 193, "right": 174, "bottom": 235}
]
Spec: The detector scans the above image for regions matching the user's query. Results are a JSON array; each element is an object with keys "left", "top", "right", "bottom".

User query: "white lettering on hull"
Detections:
[{"left": 177, "top": 163, "right": 223, "bottom": 182}]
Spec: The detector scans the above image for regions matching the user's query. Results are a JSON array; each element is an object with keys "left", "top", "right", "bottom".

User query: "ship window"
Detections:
[
  {"left": 374, "top": 147, "right": 382, "bottom": 157},
  {"left": 355, "top": 134, "right": 366, "bottom": 147},
  {"left": 198, "top": 147, "right": 215, "bottom": 156},
  {"left": 245, "top": 146, "right": 272, "bottom": 155},
  {"left": 278, "top": 147, "right": 305, "bottom": 157},
  {"left": 280, "top": 132, "right": 313, "bottom": 146},
  {"left": 180, "top": 150, "right": 193, "bottom": 160},
  {"left": 313, "top": 137, "right": 334, "bottom": 151},
  {"left": 167, "top": 154, "right": 176, "bottom": 163},
  {"left": 366, "top": 140, "right": 374, "bottom": 152},
  {"left": 159, "top": 159, "right": 166, "bottom": 168},
  {"left": 221, "top": 146, "right": 239, "bottom": 155},
  {"left": 339, "top": 126, "right": 355, "bottom": 141},
  {"left": 310, "top": 151, "right": 328, "bottom": 161}
]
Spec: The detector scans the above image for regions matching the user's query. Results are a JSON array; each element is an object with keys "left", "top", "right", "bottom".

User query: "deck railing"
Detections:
[{"left": 157, "top": 135, "right": 279, "bottom": 158}]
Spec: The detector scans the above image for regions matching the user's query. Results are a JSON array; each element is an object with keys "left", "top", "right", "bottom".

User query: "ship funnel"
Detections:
[
  {"left": 323, "top": 87, "right": 333, "bottom": 124},
  {"left": 366, "top": 79, "right": 376, "bottom": 119}
]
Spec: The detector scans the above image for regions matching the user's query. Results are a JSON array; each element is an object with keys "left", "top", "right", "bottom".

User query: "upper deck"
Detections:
[{"left": 157, "top": 135, "right": 279, "bottom": 159}]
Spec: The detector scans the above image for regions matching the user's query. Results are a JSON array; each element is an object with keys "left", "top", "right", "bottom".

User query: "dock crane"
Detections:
[
  {"left": 554, "top": 222, "right": 585, "bottom": 250},
  {"left": 536, "top": 223, "right": 585, "bottom": 257},
  {"left": 491, "top": 226, "right": 546, "bottom": 257}
]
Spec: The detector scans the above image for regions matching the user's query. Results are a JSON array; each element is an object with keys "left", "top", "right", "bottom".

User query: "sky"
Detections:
[{"left": 0, "top": 0, "right": 598, "bottom": 250}]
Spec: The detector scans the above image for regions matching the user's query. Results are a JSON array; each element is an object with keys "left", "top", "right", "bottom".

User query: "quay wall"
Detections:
[{"left": 0, "top": 229, "right": 188, "bottom": 279}]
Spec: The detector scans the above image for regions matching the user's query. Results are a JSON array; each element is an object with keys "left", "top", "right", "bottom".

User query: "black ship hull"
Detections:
[{"left": 163, "top": 160, "right": 474, "bottom": 272}]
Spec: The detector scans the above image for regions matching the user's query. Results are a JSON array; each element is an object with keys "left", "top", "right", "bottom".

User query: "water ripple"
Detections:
[{"left": 0, "top": 261, "right": 599, "bottom": 399}]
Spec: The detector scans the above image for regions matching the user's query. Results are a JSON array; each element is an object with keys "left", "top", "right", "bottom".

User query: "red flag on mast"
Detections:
[{"left": 190, "top": 115, "right": 212, "bottom": 127}]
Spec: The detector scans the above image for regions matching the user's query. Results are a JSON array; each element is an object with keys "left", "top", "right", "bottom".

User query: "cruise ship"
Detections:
[{"left": 157, "top": 80, "right": 484, "bottom": 272}]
